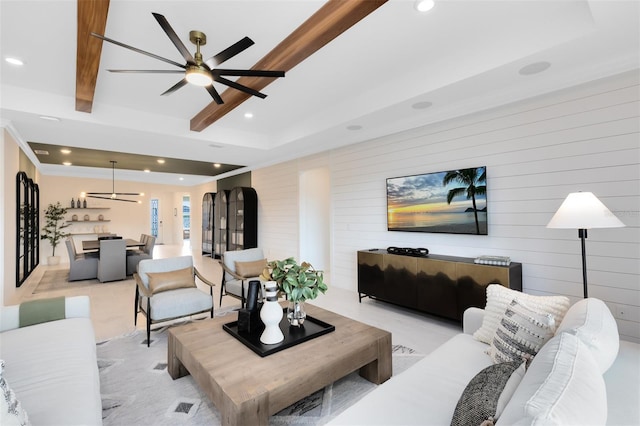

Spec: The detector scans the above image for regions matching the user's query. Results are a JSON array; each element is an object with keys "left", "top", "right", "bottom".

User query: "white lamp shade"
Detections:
[{"left": 547, "top": 192, "right": 625, "bottom": 229}]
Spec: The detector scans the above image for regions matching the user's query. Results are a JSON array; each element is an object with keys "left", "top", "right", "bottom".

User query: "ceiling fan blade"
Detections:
[
  {"left": 87, "top": 195, "right": 140, "bottom": 203},
  {"left": 205, "top": 84, "right": 224, "bottom": 104},
  {"left": 213, "top": 69, "right": 285, "bottom": 78},
  {"left": 107, "top": 69, "right": 185, "bottom": 74},
  {"left": 152, "top": 13, "right": 195, "bottom": 65},
  {"left": 91, "top": 32, "right": 186, "bottom": 69},
  {"left": 161, "top": 79, "right": 188, "bottom": 96},
  {"left": 205, "top": 36, "right": 254, "bottom": 68},
  {"left": 213, "top": 76, "right": 267, "bottom": 99}
]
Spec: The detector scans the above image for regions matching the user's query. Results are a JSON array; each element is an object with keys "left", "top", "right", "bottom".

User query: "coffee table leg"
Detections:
[
  {"left": 221, "top": 391, "right": 269, "bottom": 426},
  {"left": 359, "top": 332, "right": 392, "bottom": 384},
  {"left": 167, "top": 332, "right": 189, "bottom": 379}
]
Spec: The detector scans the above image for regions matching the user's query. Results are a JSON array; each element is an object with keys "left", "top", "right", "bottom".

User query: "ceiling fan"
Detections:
[
  {"left": 91, "top": 12, "right": 285, "bottom": 104},
  {"left": 86, "top": 161, "right": 144, "bottom": 204}
]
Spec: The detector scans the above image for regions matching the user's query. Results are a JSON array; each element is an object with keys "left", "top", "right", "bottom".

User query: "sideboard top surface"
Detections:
[{"left": 358, "top": 249, "right": 521, "bottom": 267}]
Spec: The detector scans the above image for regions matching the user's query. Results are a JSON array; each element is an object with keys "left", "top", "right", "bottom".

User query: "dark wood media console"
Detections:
[{"left": 357, "top": 249, "right": 522, "bottom": 322}]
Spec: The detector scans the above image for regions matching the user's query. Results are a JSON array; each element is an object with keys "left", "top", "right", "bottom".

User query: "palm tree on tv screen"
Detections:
[{"left": 443, "top": 167, "right": 487, "bottom": 234}]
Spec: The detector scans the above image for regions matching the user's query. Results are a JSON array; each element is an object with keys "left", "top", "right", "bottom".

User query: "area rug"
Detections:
[
  {"left": 97, "top": 324, "right": 424, "bottom": 425},
  {"left": 33, "top": 270, "right": 132, "bottom": 294}
]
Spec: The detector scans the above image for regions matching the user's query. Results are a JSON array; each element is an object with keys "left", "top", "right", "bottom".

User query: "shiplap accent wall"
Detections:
[{"left": 253, "top": 70, "right": 640, "bottom": 342}]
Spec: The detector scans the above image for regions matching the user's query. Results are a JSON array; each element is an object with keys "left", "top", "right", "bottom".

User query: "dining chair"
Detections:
[
  {"left": 134, "top": 256, "right": 215, "bottom": 346},
  {"left": 65, "top": 239, "right": 99, "bottom": 281},
  {"left": 219, "top": 248, "right": 266, "bottom": 308},
  {"left": 97, "top": 239, "right": 127, "bottom": 283},
  {"left": 126, "top": 235, "right": 155, "bottom": 275}
]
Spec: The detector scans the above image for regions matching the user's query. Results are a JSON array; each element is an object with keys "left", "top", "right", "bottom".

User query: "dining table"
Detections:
[{"left": 82, "top": 238, "right": 145, "bottom": 252}]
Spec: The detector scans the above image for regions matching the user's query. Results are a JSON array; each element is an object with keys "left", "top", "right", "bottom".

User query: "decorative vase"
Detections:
[
  {"left": 47, "top": 255, "right": 60, "bottom": 266},
  {"left": 71, "top": 198, "right": 75, "bottom": 208},
  {"left": 287, "top": 300, "right": 306, "bottom": 326},
  {"left": 260, "top": 281, "right": 284, "bottom": 344},
  {"left": 83, "top": 199, "right": 87, "bottom": 208}
]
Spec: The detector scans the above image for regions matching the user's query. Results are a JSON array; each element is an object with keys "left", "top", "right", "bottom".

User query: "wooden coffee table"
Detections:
[{"left": 167, "top": 302, "right": 392, "bottom": 426}]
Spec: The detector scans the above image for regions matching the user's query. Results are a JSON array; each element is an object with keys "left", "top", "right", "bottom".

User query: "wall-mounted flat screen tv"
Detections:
[{"left": 387, "top": 166, "right": 487, "bottom": 235}]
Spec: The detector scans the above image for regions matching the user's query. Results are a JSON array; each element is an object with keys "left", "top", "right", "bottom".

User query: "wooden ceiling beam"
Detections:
[
  {"left": 190, "top": 0, "right": 388, "bottom": 132},
  {"left": 76, "top": 0, "right": 110, "bottom": 113}
]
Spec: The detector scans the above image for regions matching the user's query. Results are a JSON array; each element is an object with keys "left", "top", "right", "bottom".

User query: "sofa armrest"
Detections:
[
  {"left": 463, "top": 307, "right": 485, "bottom": 335},
  {"left": 0, "top": 296, "right": 90, "bottom": 332}
]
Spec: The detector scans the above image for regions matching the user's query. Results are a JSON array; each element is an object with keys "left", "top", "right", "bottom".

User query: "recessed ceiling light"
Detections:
[
  {"left": 244, "top": 112, "right": 254, "bottom": 119},
  {"left": 519, "top": 61, "right": 551, "bottom": 76},
  {"left": 213, "top": 163, "right": 221, "bottom": 168},
  {"left": 157, "top": 159, "right": 165, "bottom": 164},
  {"left": 346, "top": 125, "right": 363, "bottom": 131},
  {"left": 412, "top": 101, "right": 433, "bottom": 110},
  {"left": 144, "top": 169, "right": 151, "bottom": 173},
  {"left": 39, "top": 115, "right": 60, "bottom": 122},
  {"left": 60, "top": 149, "right": 71, "bottom": 154},
  {"left": 62, "top": 162, "right": 72, "bottom": 166},
  {"left": 415, "top": 0, "right": 435, "bottom": 13},
  {"left": 179, "top": 177, "right": 184, "bottom": 181},
  {"left": 5, "top": 57, "right": 24, "bottom": 66}
]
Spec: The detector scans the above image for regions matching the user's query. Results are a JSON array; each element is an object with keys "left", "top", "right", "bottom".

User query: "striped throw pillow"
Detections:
[{"left": 488, "top": 298, "right": 557, "bottom": 364}]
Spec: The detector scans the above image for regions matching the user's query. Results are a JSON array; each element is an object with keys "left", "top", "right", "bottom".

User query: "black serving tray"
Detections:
[{"left": 223, "top": 308, "right": 335, "bottom": 357}]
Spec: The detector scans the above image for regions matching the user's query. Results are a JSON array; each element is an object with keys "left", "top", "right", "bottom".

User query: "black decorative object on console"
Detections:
[
  {"left": 387, "top": 247, "right": 429, "bottom": 257},
  {"left": 237, "top": 280, "right": 262, "bottom": 334}
]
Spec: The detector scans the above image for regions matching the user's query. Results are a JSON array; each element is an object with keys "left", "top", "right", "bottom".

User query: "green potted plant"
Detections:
[
  {"left": 41, "top": 202, "right": 70, "bottom": 265},
  {"left": 260, "top": 257, "right": 328, "bottom": 326}
]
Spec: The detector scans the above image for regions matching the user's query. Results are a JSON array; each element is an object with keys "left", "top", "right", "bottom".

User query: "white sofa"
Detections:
[
  {"left": 329, "top": 295, "right": 639, "bottom": 425},
  {"left": 0, "top": 296, "right": 102, "bottom": 425}
]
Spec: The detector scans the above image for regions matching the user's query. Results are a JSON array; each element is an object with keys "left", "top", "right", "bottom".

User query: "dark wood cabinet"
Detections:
[
  {"left": 202, "top": 192, "right": 214, "bottom": 256},
  {"left": 358, "top": 250, "right": 522, "bottom": 321},
  {"left": 213, "top": 190, "right": 229, "bottom": 259},
  {"left": 227, "top": 187, "right": 258, "bottom": 251}
]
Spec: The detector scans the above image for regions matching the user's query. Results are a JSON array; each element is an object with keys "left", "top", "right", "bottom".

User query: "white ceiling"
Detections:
[{"left": 1, "top": 0, "right": 639, "bottom": 186}]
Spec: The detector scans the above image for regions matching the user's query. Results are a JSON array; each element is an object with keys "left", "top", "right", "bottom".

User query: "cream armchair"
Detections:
[
  {"left": 219, "top": 248, "right": 266, "bottom": 308},
  {"left": 134, "top": 256, "right": 215, "bottom": 346}
]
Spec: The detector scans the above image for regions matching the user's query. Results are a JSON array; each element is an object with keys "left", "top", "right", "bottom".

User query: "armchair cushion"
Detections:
[
  {"left": 235, "top": 259, "right": 267, "bottom": 278},
  {"left": 142, "top": 288, "right": 213, "bottom": 321},
  {"left": 147, "top": 267, "right": 195, "bottom": 294},
  {"left": 222, "top": 248, "right": 264, "bottom": 281}
]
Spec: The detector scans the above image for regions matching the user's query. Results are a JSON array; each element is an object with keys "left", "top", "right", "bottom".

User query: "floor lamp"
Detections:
[{"left": 547, "top": 192, "right": 625, "bottom": 298}]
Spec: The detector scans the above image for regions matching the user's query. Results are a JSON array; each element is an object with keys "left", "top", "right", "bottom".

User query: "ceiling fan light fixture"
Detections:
[
  {"left": 415, "top": 0, "right": 435, "bottom": 13},
  {"left": 186, "top": 66, "right": 212, "bottom": 86}
]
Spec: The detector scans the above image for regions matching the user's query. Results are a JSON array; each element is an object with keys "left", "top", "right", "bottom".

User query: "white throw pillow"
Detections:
[
  {"left": 0, "top": 360, "right": 30, "bottom": 426},
  {"left": 498, "top": 333, "right": 607, "bottom": 425},
  {"left": 487, "top": 299, "right": 557, "bottom": 364},
  {"left": 474, "top": 284, "right": 570, "bottom": 345},
  {"left": 555, "top": 298, "right": 619, "bottom": 373}
]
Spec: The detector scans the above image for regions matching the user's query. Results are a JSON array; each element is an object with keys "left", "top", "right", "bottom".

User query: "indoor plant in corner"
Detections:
[
  {"left": 41, "top": 202, "right": 70, "bottom": 265},
  {"left": 261, "top": 257, "right": 328, "bottom": 326}
]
